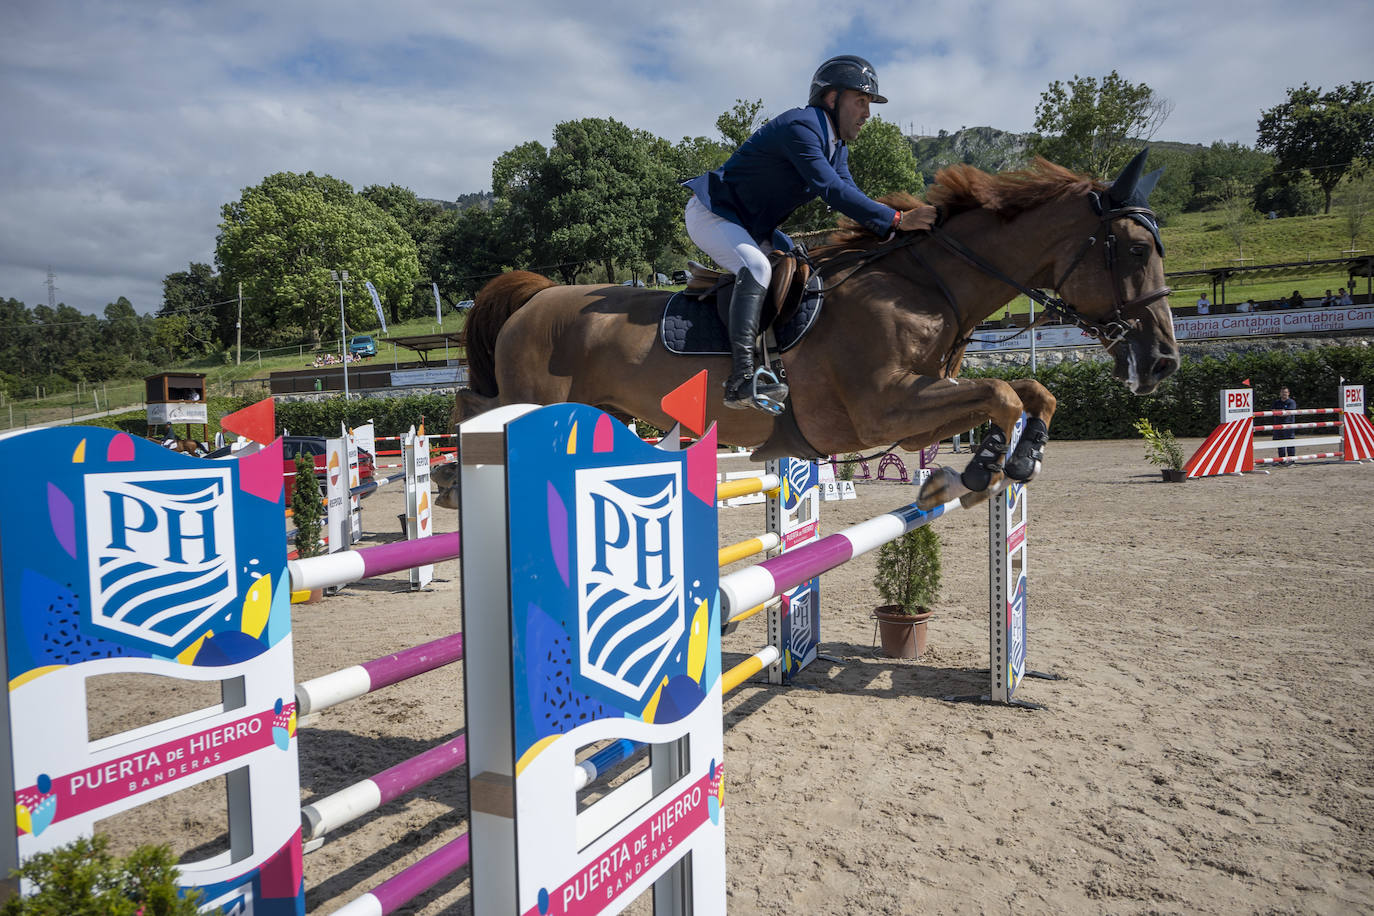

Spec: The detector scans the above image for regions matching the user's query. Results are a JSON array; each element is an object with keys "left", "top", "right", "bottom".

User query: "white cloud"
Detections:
[{"left": 1, "top": 0, "right": 1367, "bottom": 314}]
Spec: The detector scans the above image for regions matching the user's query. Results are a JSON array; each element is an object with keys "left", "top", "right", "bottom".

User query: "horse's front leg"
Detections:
[
  {"left": 916, "top": 377, "right": 1057, "bottom": 509},
  {"left": 1000, "top": 379, "right": 1057, "bottom": 482},
  {"left": 834, "top": 375, "right": 1026, "bottom": 509}
]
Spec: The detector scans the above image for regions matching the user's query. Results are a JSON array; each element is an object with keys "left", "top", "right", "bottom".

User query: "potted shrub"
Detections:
[
  {"left": 291, "top": 453, "right": 327, "bottom": 601},
  {"left": 872, "top": 525, "right": 942, "bottom": 658},
  {"left": 1133, "top": 418, "right": 1187, "bottom": 482}
]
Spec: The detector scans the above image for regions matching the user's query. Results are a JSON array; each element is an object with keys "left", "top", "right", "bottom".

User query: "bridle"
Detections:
[
  {"left": 813, "top": 193, "right": 1172, "bottom": 351},
  {"left": 926, "top": 197, "right": 1172, "bottom": 351}
]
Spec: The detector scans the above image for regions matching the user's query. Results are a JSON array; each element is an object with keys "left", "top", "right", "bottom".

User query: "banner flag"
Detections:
[
  {"left": 364, "top": 280, "right": 387, "bottom": 334},
  {"left": 433, "top": 282, "right": 443, "bottom": 324}
]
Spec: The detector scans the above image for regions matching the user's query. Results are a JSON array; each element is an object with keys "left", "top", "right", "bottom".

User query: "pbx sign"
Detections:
[{"left": 1221, "top": 388, "right": 1254, "bottom": 422}]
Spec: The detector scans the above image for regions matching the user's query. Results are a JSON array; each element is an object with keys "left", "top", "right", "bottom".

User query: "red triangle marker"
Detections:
[
  {"left": 660, "top": 370, "right": 708, "bottom": 437},
  {"left": 220, "top": 397, "right": 276, "bottom": 445}
]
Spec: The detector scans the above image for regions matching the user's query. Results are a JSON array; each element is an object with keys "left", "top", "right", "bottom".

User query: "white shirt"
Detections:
[{"left": 822, "top": 111, "right": 840, "bottom": 161}]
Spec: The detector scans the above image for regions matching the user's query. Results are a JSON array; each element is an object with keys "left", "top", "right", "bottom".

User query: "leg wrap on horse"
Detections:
[
  {"left": 961, "top": 425, "right": 1008, "bottom": 492},
  {"left": 1003, "top": 417, "right": 1049, "bottom": 481}
]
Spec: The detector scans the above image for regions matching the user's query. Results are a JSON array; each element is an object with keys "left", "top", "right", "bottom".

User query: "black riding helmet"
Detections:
[{"left": 808, "top": 55, "right": 887, "bottom": 108}]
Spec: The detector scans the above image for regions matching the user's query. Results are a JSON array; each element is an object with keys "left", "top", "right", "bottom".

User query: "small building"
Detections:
[{"left": 145, "top": 372, "right": 208, "bottom": 439}]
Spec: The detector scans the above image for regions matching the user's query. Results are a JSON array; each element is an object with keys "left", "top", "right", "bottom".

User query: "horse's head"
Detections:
[{"left": 1051, "top": 149, "right": 1179, "bottom": 394}]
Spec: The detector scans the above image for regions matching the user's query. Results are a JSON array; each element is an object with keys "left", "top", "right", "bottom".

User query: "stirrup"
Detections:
[{"left": 723, "top": 371, "right": 787, "bottom": 415}]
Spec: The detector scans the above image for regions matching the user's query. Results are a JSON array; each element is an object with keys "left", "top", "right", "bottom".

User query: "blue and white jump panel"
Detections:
[
  {"left": 0, "top": 428, "right": 304, "bottom": 914},
  {"left": 988, "top": 482, "right": 1029, "bottom": 703},
  {"left": 460, "top": 404, "right": 725, "bottom": 916},
  {"left": 765, "top": 457, "right": 821, "bottom": 684}
]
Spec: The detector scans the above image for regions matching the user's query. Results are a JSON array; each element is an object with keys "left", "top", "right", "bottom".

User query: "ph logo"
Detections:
[
  {"left": 781, "top": 458, "right": 817, "bottom": 512},
  {"left": 84, "top": 469, "right": 236, "bottom": 653},
  {"left": 574, "top": 464, "right": 684, "bottom": 702}
]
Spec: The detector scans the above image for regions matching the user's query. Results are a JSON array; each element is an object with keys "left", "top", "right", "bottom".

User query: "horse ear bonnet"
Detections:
[{"left": 1107, "top": 147, "right": 1165, "bottom": 255}]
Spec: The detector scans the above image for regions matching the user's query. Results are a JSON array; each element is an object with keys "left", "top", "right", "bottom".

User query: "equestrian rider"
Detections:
[{"left": 683, "top": 55, "right": 939, "bottom": 412}]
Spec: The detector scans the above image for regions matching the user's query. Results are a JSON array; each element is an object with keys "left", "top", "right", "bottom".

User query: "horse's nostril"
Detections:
[{"left": 1153, "top": 356, "right": 1179, "bottom": 380}]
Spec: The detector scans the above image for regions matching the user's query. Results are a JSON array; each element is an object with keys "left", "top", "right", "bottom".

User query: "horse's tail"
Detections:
[{"left": 464, "top": 270, "right": 557, "bottom": 397}]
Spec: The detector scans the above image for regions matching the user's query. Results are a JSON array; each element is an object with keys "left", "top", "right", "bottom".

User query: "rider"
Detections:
[{"left": 683, "top": 54, "right": 939, "bottom": 412}]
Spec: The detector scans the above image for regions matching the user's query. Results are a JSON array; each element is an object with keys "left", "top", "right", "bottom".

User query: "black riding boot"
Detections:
[{"left": 723, "top": 268, "right": 789, "bottom": 411}]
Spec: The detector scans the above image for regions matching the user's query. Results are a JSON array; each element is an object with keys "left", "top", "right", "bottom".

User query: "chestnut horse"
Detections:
[{"left": 441, "top": 152, "right": 1178, "bottom": 509}]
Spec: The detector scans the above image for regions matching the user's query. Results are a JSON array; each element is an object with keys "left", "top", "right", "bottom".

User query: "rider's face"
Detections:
[{"left": 832, "top": 90, "right": 872, "bottom": 142}]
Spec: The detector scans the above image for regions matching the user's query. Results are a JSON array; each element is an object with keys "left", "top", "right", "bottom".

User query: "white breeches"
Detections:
[{"left": 685, "top": 196, "right": 773, "bottom": 287}]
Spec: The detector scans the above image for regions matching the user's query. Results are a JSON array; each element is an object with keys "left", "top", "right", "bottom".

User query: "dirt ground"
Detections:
[{"left": 123, "top": 437, "right": 1374, "bottom": 914}]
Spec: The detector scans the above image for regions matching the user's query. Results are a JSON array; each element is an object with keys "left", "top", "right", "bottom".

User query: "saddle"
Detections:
[{"left": 660, "top": 251, "right": 824, "bottom": 357}]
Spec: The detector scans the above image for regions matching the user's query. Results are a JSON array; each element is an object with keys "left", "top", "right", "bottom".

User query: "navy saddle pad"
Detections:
[{"left": 660, "top": 272, "right": 824, "bottom": 356}]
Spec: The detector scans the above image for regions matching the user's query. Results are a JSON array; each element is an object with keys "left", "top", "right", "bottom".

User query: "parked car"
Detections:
[
  {"left": 620, "top": 278, "right": 646, "bottom": 287},
  {"left": 671, "top": 269, "right": 690, "bottom": 284},
  {"left": 348, "top": 335, "right": 377, "bottom": 357},
  {"left": 652, "top": 273, "right": 670, "bottom": 286},
  {"left": 283, "top": 435, "right": 374, "bottom": 500}
]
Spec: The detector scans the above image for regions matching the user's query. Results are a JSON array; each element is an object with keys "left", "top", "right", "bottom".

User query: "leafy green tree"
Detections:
[
  {"left": 159, "top": 263, "right": 228, "bottom": 355},
  {"left": 492, "top": 119, "right": 681, "bottom": 283},
  {"left": 1030, "top": 71, "right": 1173, "bottom": 178},
  {"left": 433, "top": 200, "right": 524, "bottom": 297},
  {"left": 784, "top": 115, "right": 924, "bottom": 234},
  {"left": 1191, "top": 142, "right": 1273, "bottom": 208},
  {"left": 1215, "top": 179, "right": 1260, "bottom": 259},
  {"left": 1257, "top": 82, "right": 1374, "bottom": 214},
  {"left": 359, "top": 184, "right": 455, "bottom": 322},
  {"left": 715, "top": 98, "right": 767, "bottom": 147},
  {"left": 1137, "top": 146, "right": 1195, "bottom": 223},
  {"left": 215, "top": 171, "right": 420, "bottom": 347},
  {"left": 1333, "top": 162, "right": 1374, "bottom": 253}
]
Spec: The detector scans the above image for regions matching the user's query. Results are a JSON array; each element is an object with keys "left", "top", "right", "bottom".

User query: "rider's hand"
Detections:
[{"left": 898, "top": 205, "right": 939, "bottom": 232}]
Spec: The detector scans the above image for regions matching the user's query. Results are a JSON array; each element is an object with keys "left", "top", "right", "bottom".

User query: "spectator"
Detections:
[
  {"left": 1287, "top": 290, "right": 1305, "bottom": 309},
  {"left": 1271, "top": 386, "right": 1297, "bottom": 466},
  {"left": 1195, "top": 292, "right": 1211, "bottom": 314},
  {"left": 1236, "top": 299, "right": 1255, "bottom": 313},
  {"left": 1337, "top": 288, "right": 1354, "bottom": 306},
  {"left": 1320, "top": 289, "right": 1334, "bottom": 307}
]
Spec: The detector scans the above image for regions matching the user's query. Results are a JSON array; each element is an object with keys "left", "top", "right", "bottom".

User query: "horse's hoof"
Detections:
[
  {"left": 960, "top": 462, "right": 998, "bottom": 492},
  {"left": 917, "top": 467, "right": 966, "bottom": 510},
  {"left": 959, "top": 487, "right": 995, "bottom": 509},
  {"left": 1003, "top": 456, "right": 1042, "bottom": 482}
]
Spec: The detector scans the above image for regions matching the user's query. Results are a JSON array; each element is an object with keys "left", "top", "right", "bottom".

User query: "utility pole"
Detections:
[
  {"left": 331, "top": 270, "right": 350, "bottom": 399},
  {"left": 236, "top": 282, "right": 243, "bottom": 365},
  {"left": 46, "top": 267, "right": 57, "bottom": 308}
]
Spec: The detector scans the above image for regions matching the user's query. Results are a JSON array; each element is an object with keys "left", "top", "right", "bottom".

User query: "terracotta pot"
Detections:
[
  {"left": 873, "top": 605, "right": 934, "bottom": 659},
  {"left": 1161, "top": 468, "right": 1187, "bottom": 483}
]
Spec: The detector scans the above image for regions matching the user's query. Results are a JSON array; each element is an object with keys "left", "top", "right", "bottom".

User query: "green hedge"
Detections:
[{"left": 964, "top": 345, "right": 1374, "bottom": 439}]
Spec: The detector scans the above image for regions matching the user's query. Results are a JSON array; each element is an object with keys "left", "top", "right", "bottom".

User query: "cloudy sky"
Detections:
[{"left": 3, "top": 0, "right": 1367, "bottom": 316}]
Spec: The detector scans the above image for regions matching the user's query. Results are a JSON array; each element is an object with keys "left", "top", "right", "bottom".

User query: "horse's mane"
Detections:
[{"left": 823, "top": 158, "right": 1105, "bottom": 250}]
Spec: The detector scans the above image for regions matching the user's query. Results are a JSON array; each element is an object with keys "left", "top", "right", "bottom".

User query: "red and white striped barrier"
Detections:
[{"left": 1185, "top": 384, "right": 1374, "bottom": 478}]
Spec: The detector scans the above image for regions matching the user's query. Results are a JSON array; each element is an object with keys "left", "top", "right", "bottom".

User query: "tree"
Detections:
[
  {"left": 159, "top": 262, "right": 227, "bottom": 356},
  {"left": 1257, "top": 82, "right": 1374, "bottom": 214},
  {"left": 1191, "top": 142, "right": 1273, "bottom": 209},
  {"left": 215, "top": 172, "right": 421, "bottom": 348},
  {"left": 715, "top": 98, "right": 767, "bottom": 148},
  {"left": 1030, "top": 71, "right": 1173, "bottom": 178},
  {"left": 1333, "top": 162, "right": 1374, "bottom": 254},
  {"left": 490, "top": 119, "right": 682, "bottom": 283},
  {"left": 359, "top": 184, "right": 455, "bottom": 323},
  {"left": 784, "top": 115, "right": 924, "bottom": 234},
  {"left": 1216, "top": 180, "right": 1260, "bottom": 260}
]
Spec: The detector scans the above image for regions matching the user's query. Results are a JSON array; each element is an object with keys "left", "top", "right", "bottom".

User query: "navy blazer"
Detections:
[{"left": 684, "top": 105, "right": 897, "bottom": 247}]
